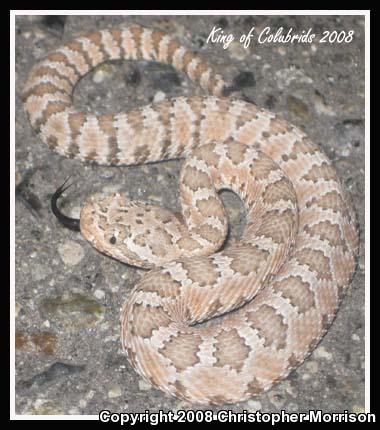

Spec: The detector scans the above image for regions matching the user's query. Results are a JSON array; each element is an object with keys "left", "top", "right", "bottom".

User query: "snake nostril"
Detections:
[{"left": 109, "top": 236, "right": 117, "bottom": 245}]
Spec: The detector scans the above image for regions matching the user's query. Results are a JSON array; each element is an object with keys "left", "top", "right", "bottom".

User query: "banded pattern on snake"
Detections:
[{"left": 23, "top": 24, "right": 359, "bottom": 404}]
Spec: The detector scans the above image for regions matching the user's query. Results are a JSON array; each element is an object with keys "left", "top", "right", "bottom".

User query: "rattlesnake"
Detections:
[{"left": 23, "top": 24, "right": 359, "bottom": 405}]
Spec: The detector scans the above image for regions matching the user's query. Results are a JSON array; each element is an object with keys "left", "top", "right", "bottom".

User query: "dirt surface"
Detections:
[{"left": 15, "top": 14, "right": 365, "bottom": 415}]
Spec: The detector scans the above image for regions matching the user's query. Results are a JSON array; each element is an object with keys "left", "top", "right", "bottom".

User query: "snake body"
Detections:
[{"left": 23, "top": 25, "right": 359, "bottom": 404}]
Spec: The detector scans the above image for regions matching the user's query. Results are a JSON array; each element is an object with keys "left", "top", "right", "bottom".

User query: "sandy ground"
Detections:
[{"left": 15, "top": 14, "right": 365, "bottom": 415}]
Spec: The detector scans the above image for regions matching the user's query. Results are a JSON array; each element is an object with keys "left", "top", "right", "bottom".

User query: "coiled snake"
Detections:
[{"left": 23, "top": 24, "right": 359, "bottom": 405}]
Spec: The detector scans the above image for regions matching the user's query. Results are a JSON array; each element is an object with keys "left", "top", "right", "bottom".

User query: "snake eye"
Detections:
[{"left": 109, "top": 236, "right": 117, "bottom": 245}]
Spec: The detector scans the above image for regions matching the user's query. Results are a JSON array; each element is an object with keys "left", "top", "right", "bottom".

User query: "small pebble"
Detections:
[
  {"left": 305, "top": 361, "right": 319, "bottom": 373},
  {"left": 42, "top": 320, "right": 50, "bottom": 328},
  {"left": 31, "top": 263, "right": 51, "bottom": 281},
  {"left": 58, "top": 241, "right": 85, "bottom": 266},
  {"left": 147, "top": 194, "right": 162, "bottom": 203},
  {"left": 247, "top": 400, "right": 262, "bottom": 411},
  {"left": 93, "top": 64, "right": 116, "bottom": 83},
  {"left": 275, "top": 67, "right": 313, "bottom": 90},
  {"left": 352, "top": 333, "right": 360, "bottom": 342},
  {"left": 108, "top": 384, "right": 122, "bottom": 398},
  {"left": 287, "top": 402, "right": 299, "bottom": 412},
  {"left": 314, "top": 346, "right": 333, "bottom": 360},
  {"left": 111, "top": 285, "right": 120, "bottom": 293},
  {"left": 353, "top": 405, "right": 365, "bottom": 414},
  {"left": 358, "top": 254, "right": 365, "bottom": 271},
  {"left": 40, "top": 291, "right": 105, "bottom": 329},
  {"left": 94, "top": 289, "right": 105, "bottom": 300},
  {"left": 153, "top": 91, "right": 166, "bottom": 103},
  {"left": 29, "top": 399, "right": 62, "bottom": 415},
  {"left": 138, "top": 379, "right": 152, "bottom": 391},
  {"left": 15, "top": 302, "right": 21, "bottom": 318},
  {"left": 229, "top": 41, "right": 248, "bottom": 60},
  {"left": 313, "top": 92, "right": 336, "bottom": 117}
]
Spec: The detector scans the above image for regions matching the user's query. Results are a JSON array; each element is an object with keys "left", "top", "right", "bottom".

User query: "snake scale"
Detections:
[{"left": 22, "top": 24, "right": 359, "bottom": 405}]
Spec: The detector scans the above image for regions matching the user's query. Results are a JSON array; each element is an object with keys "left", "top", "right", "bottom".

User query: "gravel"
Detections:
[{"left": 15, "top": 14, "right": 365, "bottom": 415}]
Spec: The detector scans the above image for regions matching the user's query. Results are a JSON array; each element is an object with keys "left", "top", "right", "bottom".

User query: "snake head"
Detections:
[
  {"left": 79, "top": 192, "right": 190, "bottom": 269},
  {"left": 52, "top": 182, "right": 191, "bottom": 269}
]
